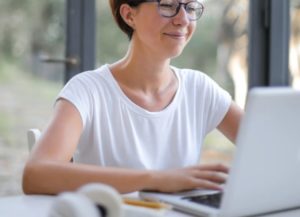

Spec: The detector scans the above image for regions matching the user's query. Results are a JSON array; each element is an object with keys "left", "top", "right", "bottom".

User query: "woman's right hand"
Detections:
[{"left": 148, "top": 163, "right": 229, "bottom": 193}]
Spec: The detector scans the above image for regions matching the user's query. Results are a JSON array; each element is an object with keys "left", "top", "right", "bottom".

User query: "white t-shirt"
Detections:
[{"left": 58, "top": 64, "right": 231, "bottom": 170}]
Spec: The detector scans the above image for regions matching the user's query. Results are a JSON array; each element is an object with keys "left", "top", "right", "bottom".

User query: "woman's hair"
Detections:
[{"left": 109, "top": 0, "right": 144, "bottom": 40}]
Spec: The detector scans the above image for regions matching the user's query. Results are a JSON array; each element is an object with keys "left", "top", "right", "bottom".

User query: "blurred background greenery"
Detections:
[{"left": 0, "top": 0, "right": 299, "bottom": 196}]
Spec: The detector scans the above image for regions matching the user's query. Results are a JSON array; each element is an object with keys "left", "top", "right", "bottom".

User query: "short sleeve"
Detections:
[
  {"left": 202, "top": 74, "right": 232, "bottom": 134},
  {"left": 56, "top": 74, "right": 92, "bottom": 127}
]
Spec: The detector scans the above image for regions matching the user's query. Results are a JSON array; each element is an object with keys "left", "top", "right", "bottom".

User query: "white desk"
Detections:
[
  {"left": 1, "top": 195, "right": 300, "bottom": 217},
  {"left": 0, "top": 195, "right": 190, "bottom": 217}
]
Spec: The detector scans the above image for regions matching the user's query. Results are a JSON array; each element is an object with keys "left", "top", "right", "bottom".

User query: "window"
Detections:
[{"left": 0, "top": 0, "right": 65, "bottom": 196}]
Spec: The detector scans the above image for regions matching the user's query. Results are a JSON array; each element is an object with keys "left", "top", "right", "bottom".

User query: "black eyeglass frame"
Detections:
[{"left": 128, "top": 0, "right": 205, "bottom": 21}]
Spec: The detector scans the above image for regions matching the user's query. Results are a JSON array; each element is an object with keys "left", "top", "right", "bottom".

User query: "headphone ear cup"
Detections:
[
  {"left": 77, "top": 183, "right": 123, "bottom": 217},
  {"left": 48, "top": 192, "right": 100, "bottom": 217}
]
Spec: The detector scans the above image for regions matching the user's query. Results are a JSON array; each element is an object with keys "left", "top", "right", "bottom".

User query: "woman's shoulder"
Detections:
[
  {"left": 71, "top": 64, "right": 110, "bottom": 81},
  {"left": 64, "top": 64, "right": 112, "bottom": 90},
  {"left": 171, "top": 66, "right": 214, "bottom": 84}
]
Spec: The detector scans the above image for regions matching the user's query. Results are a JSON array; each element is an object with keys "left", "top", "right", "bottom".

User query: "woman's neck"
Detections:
[
  {"left": 110, "top": 42, "right": 174, "bottom": 94},
  {"left": 109, "top": 42, "right": 179, "bottom": 112}
]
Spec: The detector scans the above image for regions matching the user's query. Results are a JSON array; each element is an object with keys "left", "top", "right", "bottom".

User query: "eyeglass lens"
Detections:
[{"left": 158, "top": 0, "right": 204, "bottom": 20}]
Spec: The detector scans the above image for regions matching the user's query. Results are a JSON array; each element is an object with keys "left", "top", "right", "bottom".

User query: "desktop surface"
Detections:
[{"left": 1, "top": 194, "right": 300, "bottom": 217}]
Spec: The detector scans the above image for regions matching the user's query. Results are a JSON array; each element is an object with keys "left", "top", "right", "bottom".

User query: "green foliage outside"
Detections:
[
  {"left": 0, "top": 58, "right": 62, "bottom": 147},
  {"left": 0, "top": 0, "right": 232, "bottom": 83}
]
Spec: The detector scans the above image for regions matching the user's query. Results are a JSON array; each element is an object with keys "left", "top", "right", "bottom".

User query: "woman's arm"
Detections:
[
  {"left": 217, "top": 101, "right": 244, "bottom": 144},
  {"left": 23, "top": 99, "right": 229, "bottom": 194},
  {"left": 22, "top": 99, "right": 154, "bottom": 194}
]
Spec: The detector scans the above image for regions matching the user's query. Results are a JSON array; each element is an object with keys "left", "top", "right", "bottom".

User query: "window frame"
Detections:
[
  {"left": 65, "top": 0, "right": 96, "bottom": 83},
  {"left": 248, "top": 0, "right": 290, "bottom": 88}
]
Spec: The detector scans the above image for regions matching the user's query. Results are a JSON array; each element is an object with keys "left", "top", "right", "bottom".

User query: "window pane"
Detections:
[
  {"left": 290, "top": 0, "right": 300, "bottom": 89},
  {"left": 0, "top": 0, "right": 64, "bottom": 196},
  {"left": 175, "top": 0, "right": 249, "bottom": 108},
  {"left": 190, "top": 0, "right": 248, "bottom": 164},
  {"left": 96, "top": 1, "right": 128, "bottom": 65}
]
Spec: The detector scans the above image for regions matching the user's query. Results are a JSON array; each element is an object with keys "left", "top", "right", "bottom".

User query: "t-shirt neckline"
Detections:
[{"left": 102, "top": 64, "right": 182, "bottom": 117}]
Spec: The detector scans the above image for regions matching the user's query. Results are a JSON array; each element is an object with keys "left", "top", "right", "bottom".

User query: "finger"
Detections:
[
  {"left": 193, "top": 179, "right": 224, "bottom": 191},
  {"left": 194, "top": 171, "right": 228, "bottom": 184},
  {"left": 198, "top": 163, "right": 230, "bottom": 173}
]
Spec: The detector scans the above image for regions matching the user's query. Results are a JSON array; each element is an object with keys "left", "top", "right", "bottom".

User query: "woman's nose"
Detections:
[{"left": 172, "top": 5, "right": 190, "bottom": 26}]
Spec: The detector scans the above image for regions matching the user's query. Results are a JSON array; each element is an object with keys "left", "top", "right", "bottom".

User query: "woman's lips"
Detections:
[{"left": 164, "top": 32, "right": 187, "bottom": 39}]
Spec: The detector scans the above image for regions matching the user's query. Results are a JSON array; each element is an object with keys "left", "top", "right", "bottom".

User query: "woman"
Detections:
[{"left": 22, "top": 0, "right": 243, "bottom": 195}]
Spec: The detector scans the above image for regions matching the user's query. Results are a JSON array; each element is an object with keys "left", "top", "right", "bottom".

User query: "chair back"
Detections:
[{"left": 27, "top": 128, "right": 41, "bottom": 151}]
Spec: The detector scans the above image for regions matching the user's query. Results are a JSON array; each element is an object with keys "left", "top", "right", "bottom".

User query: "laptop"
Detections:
[{"left": 140, "top": 87, "right": 300, "bottom": 217}]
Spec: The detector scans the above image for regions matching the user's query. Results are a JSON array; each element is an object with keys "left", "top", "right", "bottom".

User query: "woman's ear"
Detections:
[{"left": 119, "top": 4, "right": 136, "bottom": 29}]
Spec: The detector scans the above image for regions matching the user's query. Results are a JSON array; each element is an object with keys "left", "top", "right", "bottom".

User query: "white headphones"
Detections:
[{"left": 48, "top": 183, "right": 123, "bottom": 217}]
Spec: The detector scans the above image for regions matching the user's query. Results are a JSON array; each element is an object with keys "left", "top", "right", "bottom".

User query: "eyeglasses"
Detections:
[{"left": 131, "top": 0, "right": 204, "bottom": 21}]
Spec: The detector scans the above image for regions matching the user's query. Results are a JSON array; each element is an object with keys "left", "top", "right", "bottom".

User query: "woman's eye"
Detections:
[
  {"left": 187, "top": 7, "right": 197, "bottom": 12},
  {"left": 160, "top": 3, "right": 176, "bottom": 9}
]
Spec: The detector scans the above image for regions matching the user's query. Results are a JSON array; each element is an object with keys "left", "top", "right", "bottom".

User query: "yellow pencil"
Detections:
[{"left": 123, "top": 198, "right": 171, "bottom": 209}]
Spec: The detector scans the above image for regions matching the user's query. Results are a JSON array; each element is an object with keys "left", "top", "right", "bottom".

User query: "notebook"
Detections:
[{"left": 139, "top": 87, "right": 300, "bottom": 217}]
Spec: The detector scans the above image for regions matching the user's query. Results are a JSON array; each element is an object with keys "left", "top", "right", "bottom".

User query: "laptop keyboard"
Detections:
[{"left": 182, "top": 192, "right": 223, "bottom": 208}]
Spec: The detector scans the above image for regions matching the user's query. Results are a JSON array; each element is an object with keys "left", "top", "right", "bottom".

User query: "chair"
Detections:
[{"left": 27, "top": 128, "right": 41, "bottom": 151}]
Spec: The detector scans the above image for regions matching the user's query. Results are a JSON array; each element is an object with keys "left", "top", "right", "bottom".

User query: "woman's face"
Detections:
[{"left": 130, "top": 1, "right": 197, "bottom": 59}]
